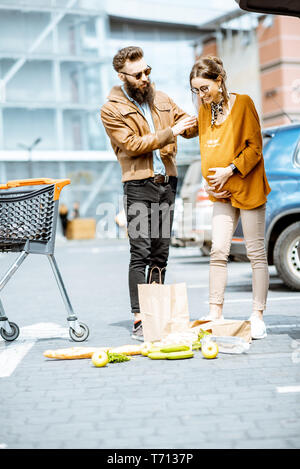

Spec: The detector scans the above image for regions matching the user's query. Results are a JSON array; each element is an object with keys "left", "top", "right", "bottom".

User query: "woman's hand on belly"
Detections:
[
  {"left": 207, "top": 166, "right": 233, "bottom": 190},
  {"left": 204, "top": 180, "right": 231, "bottom": 199}
]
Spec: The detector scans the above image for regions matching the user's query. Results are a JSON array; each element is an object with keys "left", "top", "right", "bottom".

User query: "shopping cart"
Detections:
[{"left": 0, "top": 178, "right": 89, "bottom": 342}]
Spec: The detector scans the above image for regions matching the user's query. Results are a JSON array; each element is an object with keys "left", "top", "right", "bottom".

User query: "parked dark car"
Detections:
[{"left": 231, "top": 123, "right": 300, "bottom": 290}]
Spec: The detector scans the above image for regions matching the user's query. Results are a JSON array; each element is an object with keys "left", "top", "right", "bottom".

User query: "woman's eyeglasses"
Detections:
[
  {"left": 191, "top": 85, "right": 209, "bottom": 95},
  {"left": 121, "top": 66, "right": 152, "bottom": 81}
]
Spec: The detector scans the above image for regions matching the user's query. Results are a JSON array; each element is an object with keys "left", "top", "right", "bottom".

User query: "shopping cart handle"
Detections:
[{"left": 0, "top": 178, "right": 71, "bottom": 201}]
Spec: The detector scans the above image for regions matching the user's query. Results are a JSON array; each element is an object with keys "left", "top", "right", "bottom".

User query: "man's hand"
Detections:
[
  {"left": 207, "top": 166, "right": 233, "bottom": 190},
  {"left": 204, "top": 180, "right": 231, "bottom": 199},
  {"left": 171, "top": 116, "right": 197, "bottom": 137}
]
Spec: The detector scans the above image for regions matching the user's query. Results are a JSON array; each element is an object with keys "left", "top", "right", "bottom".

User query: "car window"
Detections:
[
  {"left": 262, "top": 134, "right": 273, "bottom": 149},
  {"left": 183, "top": 160, "right": 202, "bottom": 186},
  {"left": 294, "top": 138, "right": 300, "bottom": 168},
  {"left": 264, "top": 127, "right": 300, "bottom": 170}
]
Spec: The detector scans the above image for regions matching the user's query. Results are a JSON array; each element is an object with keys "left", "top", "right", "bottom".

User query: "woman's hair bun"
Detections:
[{"left": 205, "top": 56, "right": 223, "bottom": 67}]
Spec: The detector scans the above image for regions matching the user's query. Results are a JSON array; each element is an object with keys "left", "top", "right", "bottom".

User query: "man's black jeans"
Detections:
[{"left": 123, "top": 177, "right": 177, "bottom": 314}]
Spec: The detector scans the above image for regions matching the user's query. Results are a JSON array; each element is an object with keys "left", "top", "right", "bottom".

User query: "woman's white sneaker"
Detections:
[{"left": 249, "top": 314, "right": 267, "bottom": 339}]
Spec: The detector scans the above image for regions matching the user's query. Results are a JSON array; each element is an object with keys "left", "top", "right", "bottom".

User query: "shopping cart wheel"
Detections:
[
  {"left": 69, "top": 322, "right": 89, "bottom": 342},
  {"left": 0, "top": 322, "right": 20, "bottom": 342}
]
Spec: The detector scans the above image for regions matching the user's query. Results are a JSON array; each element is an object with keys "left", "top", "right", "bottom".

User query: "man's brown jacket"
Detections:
[{"left": 101, "top": 85, "right": 198, "bottom": 182}]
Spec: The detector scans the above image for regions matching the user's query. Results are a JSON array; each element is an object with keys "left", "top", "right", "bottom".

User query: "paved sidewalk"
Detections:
[{"left": 0, "top": 239, "right": 299, "bottom": 449}]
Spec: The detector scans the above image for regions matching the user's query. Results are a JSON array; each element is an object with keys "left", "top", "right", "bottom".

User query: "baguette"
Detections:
[
  {"left": 43, "top": 344, "right": 142, "bottom": 360},
  {"left": 43, "top": 347, "right": 107, "bottom": 360}
]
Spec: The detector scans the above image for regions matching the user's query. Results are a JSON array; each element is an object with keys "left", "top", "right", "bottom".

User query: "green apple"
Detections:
[
  {"left": 201, "top": 340, "right": 219, "bottom": 359},
  {"left": 91, "top": 350, "right": 109, "bottom": 367}
]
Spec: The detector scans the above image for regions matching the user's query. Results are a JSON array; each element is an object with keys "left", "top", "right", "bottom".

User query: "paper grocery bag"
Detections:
[
  {"left": 138, "top": 267, "right": 190, "bottom": 342},
  {"left": 190, "top": 319, "right": 252, "bottom": 343},
  {"left": 138, "top": 284, "right": 172, "bottom": 342}
]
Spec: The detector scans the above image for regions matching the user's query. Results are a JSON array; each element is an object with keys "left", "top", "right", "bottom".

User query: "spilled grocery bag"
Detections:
[
  {"left": 189, "top": 319, "right": 251, "bottom": 354},
  {"left": 190, "top": 319, "right": 252, "bottom": 343},
  {"left": 138, "top": 267, "right": 190, "bottom": 342}
]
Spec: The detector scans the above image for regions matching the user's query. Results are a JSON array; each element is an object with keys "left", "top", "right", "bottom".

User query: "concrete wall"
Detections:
[{"left": 258, "top": 15, "right": 300, "bottom": 127}]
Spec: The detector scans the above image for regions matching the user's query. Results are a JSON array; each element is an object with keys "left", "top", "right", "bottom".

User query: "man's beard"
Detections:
[{"left": 124, "top": 78, "right": 155, "bottom": 108}]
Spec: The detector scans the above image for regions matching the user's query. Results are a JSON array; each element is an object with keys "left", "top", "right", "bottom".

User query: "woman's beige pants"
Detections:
[{"left": 209, "top": 202, "right": 269, "bottom": 312}]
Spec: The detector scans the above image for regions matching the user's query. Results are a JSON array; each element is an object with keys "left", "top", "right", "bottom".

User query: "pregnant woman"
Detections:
[{"left": 190, "top": 56, "right": 271, "bottom": 339}]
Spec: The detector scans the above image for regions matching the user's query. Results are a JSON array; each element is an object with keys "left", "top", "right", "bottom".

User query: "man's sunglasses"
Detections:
[{"left": 121, "top": 66, "right": 152, "bottom": 80}]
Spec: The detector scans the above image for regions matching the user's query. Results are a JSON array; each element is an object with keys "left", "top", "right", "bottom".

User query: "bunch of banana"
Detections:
[{"left": 141, "top": 343, "right": 194, "bottom": 360}]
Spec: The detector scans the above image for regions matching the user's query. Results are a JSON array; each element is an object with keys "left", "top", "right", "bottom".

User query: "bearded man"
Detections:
[{"left": 101, "top": 46, "right": 198, "bottom": 341}]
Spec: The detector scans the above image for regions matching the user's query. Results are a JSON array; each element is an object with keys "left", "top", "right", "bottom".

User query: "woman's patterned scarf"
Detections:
[{"left": 210, "top": 99, "right": 224, "bottom": 127}]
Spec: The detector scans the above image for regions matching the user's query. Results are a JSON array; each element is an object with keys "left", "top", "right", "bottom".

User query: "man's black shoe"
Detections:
[{"left": 131, "top": 320, "right": 144, "bottom": 341}]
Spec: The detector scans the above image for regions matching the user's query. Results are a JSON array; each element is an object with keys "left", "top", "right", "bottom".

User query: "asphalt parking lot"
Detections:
[{"left": 0, "top": 238, "right": 299, "bottom": 450}]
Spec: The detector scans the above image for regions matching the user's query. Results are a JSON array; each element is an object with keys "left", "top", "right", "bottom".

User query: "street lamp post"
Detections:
[{"left": 18, "top": 137, "right": 42, "bottom": 179}]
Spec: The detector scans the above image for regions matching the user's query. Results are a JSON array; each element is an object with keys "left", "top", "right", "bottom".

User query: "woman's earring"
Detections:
[{"left": 218, "top": 87, "right": 222, "bottom": 92}]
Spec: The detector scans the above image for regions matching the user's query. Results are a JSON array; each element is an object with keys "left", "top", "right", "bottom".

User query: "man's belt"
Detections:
[{"left": 153, "top": 174, "right": 169, "bottom": 184}]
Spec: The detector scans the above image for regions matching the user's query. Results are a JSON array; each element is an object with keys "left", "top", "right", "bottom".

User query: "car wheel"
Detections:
[{"left": 273, "top": 221, "right": 300, "bottom": 291}]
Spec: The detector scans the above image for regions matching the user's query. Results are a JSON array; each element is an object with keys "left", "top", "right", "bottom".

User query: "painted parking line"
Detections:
[
  {"left": 201, "top": 296, "right": 300, "bottom": 303},
  {"left": 267, "top": 324, "right": 300, "bottom": 329},
  {"left": 228, "top": 296, "right": 300, "bottom": 303},
  {"left": 188, "top": 284, "right": 209, "bottom": 288},
  {"left": 276, "top": 385, "right": 300, "bottom": 394},
  {"left": 0, "top": 341, "right": 35, "bottom": 378},
  {"left": 66, "top": 245, "right": 128, "bottom": 254},
  {"left": 0, "top": 322, "right": 68, "bottom": 378}
]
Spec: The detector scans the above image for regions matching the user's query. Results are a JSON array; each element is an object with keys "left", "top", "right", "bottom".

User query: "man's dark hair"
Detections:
[{"left": 113, "top": 46, "right": 144, "bottom": 72}]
